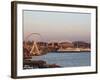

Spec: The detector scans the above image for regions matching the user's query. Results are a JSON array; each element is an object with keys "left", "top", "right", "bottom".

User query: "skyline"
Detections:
[{"left": 23, "top": 10, "right": 91, "bottom": 43}]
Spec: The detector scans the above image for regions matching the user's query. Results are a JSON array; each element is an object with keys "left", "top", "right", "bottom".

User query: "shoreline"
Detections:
[{"left": 23, "top": 60, "right": 61, "bottom": 69}]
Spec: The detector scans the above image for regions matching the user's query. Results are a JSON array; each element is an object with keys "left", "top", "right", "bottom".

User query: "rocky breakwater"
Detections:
[{"left": 23, "top": 60, "right": 61, "bottom": 69}]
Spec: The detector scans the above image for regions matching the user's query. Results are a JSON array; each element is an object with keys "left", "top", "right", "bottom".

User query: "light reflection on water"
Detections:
[{"left": 32, "top": 52, "right": 91, "bottom": 67}]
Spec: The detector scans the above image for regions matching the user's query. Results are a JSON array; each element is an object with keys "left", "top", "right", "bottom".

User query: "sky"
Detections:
[{"left": 23, "top": 10, "right": 91, "bottom": 43}]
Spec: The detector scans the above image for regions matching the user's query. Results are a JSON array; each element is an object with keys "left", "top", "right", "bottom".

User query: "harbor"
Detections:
[
  {"left": 23, "top": 40, "right": 91, "bottom": 69},
  {"left": 23, "top": 40, "right": 91, "bottom": 57},
  {"left": 22, "top": 10, "right": 92, "bottom": 70},
  {"left": 23, "top": 52, "right": 90, "bottom": 69}
]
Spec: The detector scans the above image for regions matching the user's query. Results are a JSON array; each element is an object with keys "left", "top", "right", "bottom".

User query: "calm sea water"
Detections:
[{"left": 32, "top": 52, "right": 91, "bottom": 67}]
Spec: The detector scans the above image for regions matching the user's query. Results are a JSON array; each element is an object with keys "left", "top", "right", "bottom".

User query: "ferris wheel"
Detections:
[
  {"left": 25, "top": 33, "right": 42, "bottom": 42},
  {"left": 24, "top": 33, "right": 42, "bottom": 56}
]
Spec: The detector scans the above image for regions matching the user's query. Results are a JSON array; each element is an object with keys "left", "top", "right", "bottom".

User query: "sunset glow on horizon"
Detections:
[{"left": 23, "top": 10, "right": 91, "bottom": 43}]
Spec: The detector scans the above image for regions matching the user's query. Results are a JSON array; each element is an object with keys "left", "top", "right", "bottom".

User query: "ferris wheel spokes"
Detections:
[{"left": 24, "top": 33, "right": 42, "bottom": 56}]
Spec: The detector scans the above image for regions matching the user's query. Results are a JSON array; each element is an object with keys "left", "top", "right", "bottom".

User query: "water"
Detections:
[{"left": 32, "top": 52, "right": 91, "bottom": 67}]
